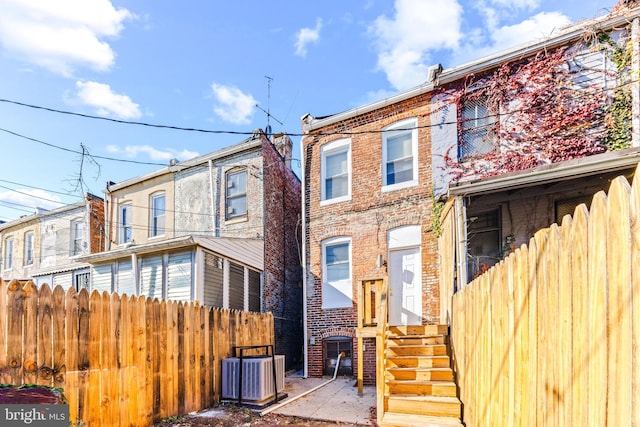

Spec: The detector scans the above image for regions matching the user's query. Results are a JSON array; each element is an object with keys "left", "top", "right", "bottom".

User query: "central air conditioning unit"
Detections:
[{"left": 221, "top": 355, "right": 285, "bottom": 403}]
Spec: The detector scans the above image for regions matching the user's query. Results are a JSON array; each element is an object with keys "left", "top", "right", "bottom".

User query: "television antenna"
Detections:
[{"left": 256, "top": 75, "right": 282, "bottom": 137}]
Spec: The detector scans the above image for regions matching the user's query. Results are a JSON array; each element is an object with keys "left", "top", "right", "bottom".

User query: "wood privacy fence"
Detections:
[
  {"left": 450, "top": 168, "right": 640, "bottom": 426},
  {"left": 0, "top": 279, "right": 274, "bottom": 427}
]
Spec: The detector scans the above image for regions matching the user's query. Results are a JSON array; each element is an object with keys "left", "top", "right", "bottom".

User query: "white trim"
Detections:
[
  {"left": 321, "top": 236, "right": 353, "bottom": 309},
  {"left": 320, "top": 138, "right": 352, "bottom": 204},
  {"left": 382, "top": 118, "right": 418, "bottom": 190},
  {"left": 388, "top": 225, "right": 421, "bottom": 249}
]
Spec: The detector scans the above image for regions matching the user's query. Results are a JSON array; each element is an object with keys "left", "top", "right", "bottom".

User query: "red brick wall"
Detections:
[
  {"left": 262, "top": 135, "right": 303, "bottom": 369},
  {"left": 87, "top": 195, "right": 105, "bottom": 254},
  {"left": 303, "top": 93, "right": 439, "bottom": 383}
]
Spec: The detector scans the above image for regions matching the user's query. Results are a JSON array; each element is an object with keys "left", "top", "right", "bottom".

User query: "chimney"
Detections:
[{"left": 272, "top": 133, "right": 293, "bottom": 170}]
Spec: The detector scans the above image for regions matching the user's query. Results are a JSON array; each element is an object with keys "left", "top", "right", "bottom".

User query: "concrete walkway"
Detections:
[{"left": 266, "top": 374, "right": 377, "bottom": 425}]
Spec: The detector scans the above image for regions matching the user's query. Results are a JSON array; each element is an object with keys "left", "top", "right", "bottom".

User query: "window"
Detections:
[
  {"left": 150, "top": 193, "right": 166, "bottom": 237},
  {"left": 74, "top": 270, "right": 90, "bottom": 291},
  {"left": 4, "top": 237, "right": 13, "bottom": 270},
  {"left": 382, "top": 118, "right": 418, "bottom": 189},
  {"left": 322, "top": 237, "right": 352, "bottom": 309},
  {"left": 555, "top": 195, "right": 593, "bottom": 224},
  {"left": 24, "top": 231, "right": 34, "bottom": 265},
  {"left": 459, "top": 96, "right": 498, "bottom": 159},
  {"left": 72, "top": 220, "right": 84, "bottom": 255},
  {"left": 226, "top": 170, "right": 247, "bottom": 220},
  {"left": 321, "top": 139, "right": 351, "bottom": 203},
  {"left": 467, "top": 209, "right": 501, "bottom": 281},
  {"left": 119, "top": 203, "right": 132, "bottom": 244}
]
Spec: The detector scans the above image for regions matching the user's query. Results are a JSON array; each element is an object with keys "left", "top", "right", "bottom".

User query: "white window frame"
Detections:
[
  {"left": 71, "top": 219, "right": 84, "bottom": 256},
  {"left": 225, "top": 169, "right": 248, "bottom": 220},
  {"left": 24, "top": 231, "right": 34, "bottom": 266},
  {"left": 4, "top": 237, "right": 13, "bottom": 270},
  {"left": 321, "top": 236, "right": 353, "bottom": 309},
  {"left": 382, "top": 118, "right": 418, "bottom": 192},
  {"left": 320, "top": 138, "right": 352, "bottom": 205},
  {"left": 119, "top": 203, "right": 133, "bottom": 244},
  {"left": 149, "top": 192, "right": 166, "bottom": 238}
]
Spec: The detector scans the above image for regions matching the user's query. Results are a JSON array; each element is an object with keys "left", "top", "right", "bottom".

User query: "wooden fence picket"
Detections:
[
  {"left": 451, "top": 165, "right": 640, "bottom": 425},
  {"left": 0, "top": 274, "right": 274, "bottom": 427}
]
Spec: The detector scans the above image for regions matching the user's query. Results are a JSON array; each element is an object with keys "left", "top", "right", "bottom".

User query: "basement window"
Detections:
[{"left": 323, "top": 336, "right": 352, "bottom": 376}]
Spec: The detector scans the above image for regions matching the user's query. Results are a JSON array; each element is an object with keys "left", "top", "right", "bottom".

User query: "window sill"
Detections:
[
  {"left": 226, "top": 216, "right": 248, "bottom": 225},
  {"left": 320, "top": 195, "right": 351, "bottom": 207},
  {"left": 382, "top": 179, "right": 418, "bottom": 193}
]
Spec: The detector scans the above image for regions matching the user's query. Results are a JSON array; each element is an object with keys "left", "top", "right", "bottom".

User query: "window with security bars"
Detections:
[
  {"left": 459, "top": 96, "right": 498, "bottom": 159},
  {"left": 555, "top": 195, "right": 592, "bottom": 223}
]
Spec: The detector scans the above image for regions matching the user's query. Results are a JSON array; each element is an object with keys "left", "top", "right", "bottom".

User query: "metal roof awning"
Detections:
[
  {"left": 449, "top": 148, "right": 640, "bottom": 197},
  {"left": 75, "top": 235, "right": 264, "bottom": 271}
]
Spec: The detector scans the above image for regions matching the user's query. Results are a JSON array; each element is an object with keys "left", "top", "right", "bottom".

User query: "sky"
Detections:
[{"left": 0, "top": 0, "right": 618, "bottom": 221}]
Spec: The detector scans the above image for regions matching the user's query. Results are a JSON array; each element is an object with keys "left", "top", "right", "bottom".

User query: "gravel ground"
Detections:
[{"left": 154, "top": 403, "right": 377, "bottom": 426}]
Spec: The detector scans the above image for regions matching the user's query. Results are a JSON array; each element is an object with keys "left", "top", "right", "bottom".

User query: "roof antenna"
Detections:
[{"left": 255, "top": 75, "right": 282, "bottom": 139}]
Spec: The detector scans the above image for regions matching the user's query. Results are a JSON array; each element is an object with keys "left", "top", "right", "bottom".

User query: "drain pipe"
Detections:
[{"left": 259, "top": 352, "right": 344, "bottom": 417}]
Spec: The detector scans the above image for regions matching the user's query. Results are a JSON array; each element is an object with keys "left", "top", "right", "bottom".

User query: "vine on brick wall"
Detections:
[{"left": 438, "top": 29, "right": 631, "bottom": 181}]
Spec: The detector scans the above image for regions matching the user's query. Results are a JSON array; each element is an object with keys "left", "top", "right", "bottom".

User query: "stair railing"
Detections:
[{"left": 375, "top": 278, "right": 389, "bottom": 425}]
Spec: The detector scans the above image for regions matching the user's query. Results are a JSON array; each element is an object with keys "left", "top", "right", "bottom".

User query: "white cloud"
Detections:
[
  {"left": 210, "top": 83, "right": 256, "bottom": 125},
  {"left": 489, "top": 0, "right": 540, "bottom": 10},
  {"left": 0, "top": 188, "right": 62, "bottom": 212},
  {"left": 73, "top": 81, "right": 141, "bottom": 119},
  {"left": 369, "top": 0, "right": 463, "bottom": 90},
  {"left": 106, "top": 145, "right": 199, "bottom": 162},
  {"left": 294, "top": 18, "right": 322, "bottom": 57},
  {"left": 452, "top": 11, "right": 571, "bottom": 65},
  {"left": 0, "top": 0, "right": 133, "bottom": 76}
]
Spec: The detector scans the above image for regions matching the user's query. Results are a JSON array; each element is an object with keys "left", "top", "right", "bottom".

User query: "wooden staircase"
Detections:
[{"left": 380, "top": 324, "right": 463, "bottom": 427}]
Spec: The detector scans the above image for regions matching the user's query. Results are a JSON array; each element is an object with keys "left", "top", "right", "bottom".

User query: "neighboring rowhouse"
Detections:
[
  {"left": 76, "top": 130, "right": 302, "bottom": 367},
  {"left": 301, "top": 2, "right": 640, "bottom": 384},
  {"left": 431, "top": 3, "right": 640, "bottom": 319},
  {"left": 0, "top": 193, "right": 105, "bottom": 289}
]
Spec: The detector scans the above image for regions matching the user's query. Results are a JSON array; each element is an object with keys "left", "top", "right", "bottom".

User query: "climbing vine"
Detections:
[{"left": 436, "top": 25, "right": 632, "bottom": 181}]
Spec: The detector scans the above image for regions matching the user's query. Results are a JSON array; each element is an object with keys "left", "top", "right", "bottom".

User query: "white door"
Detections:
[{"left": 388, "top": 247, "right": 422, "bottom": 326}]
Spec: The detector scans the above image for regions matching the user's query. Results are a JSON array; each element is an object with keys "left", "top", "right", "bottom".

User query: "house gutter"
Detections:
[
  {"left": 304, "top": 9, "right": 640, "bottom": 132},
  {"left": 300, "top": 135, "right": 309, "bottom": 379},
  {"left": 449, "top": 148, "right": 640, "bottom": 197}
]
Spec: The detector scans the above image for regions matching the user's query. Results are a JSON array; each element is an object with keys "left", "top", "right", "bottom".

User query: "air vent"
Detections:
[{"left": 221, "top": 355, "right": 285, "bottom": 402}]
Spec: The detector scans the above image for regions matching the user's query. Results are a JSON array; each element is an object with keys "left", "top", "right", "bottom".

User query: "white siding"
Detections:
[
  {"left": 167, "top": 251, "right": 192, "bottom": 301},
  {"left": 140, "top": 255, "right": 164, "bottom": 300},
  {"left": 116, "top": 259, "right": 135, "bottom": 297},
  {"left": 91, "top": 264, "right": 113, "bottom": 293}
]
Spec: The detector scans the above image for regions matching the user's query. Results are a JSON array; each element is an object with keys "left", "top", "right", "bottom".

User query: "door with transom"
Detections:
[{"left": 388, "top": 246, "right": 422, "bottom": 326}]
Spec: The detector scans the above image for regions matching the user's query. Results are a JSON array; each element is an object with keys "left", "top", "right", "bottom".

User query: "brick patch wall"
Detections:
[{"left": 262, "top": 136, "right": 303, "bottom": 369}]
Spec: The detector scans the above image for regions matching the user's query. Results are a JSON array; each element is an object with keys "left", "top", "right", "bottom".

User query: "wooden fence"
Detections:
[
  {"left": 451, "top": 167, "right": 640, "bottom": 426},
  {"left": 0, "top": 279, "right": 274, "bottom": 427}
]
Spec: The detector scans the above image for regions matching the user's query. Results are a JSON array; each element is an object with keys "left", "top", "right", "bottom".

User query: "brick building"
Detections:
[
  {"left": 301, "top": 88, "right": 439, "bottom": 384},
  {"left": 0, "top": 193, "right": 105, "bottom": 289},
  {"left": 77, "top": 130, "right": 303, "bottom": 367}
]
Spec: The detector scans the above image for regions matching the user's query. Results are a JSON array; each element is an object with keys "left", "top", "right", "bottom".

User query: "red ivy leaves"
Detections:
[{"left": 438, "top": 44, "right": 613, "bottom": 181}]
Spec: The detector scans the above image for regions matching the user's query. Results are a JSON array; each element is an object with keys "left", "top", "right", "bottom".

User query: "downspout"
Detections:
[
  {"left": 208, "top": 160, "right": 216, "bottom": 236},
  {"left": 300, "top": 135, "right": 308, "bottom": 379},
  {"left": 259, "top": 352, "right": 343, "bottom": 417},
  {"left": 631, "top": 17, "right": 640, "bottom": 147},
  {"left": 104, "top": 183, "right": 111, "bottom": 251}
]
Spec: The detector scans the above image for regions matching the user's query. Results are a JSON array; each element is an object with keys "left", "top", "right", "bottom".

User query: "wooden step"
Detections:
[
  {"left": 381, "top": 412, "right": 463, "bottom": 427},
  {"left": 386, "top": 344, "right": 448, "bottom": 357},
  {"left": 387, "top": 335, "right": 446, "bottom": 346},
  {"left": 387, "top": 367, "right": 454, "bottom": 381},
  {"left": 387, "top": 355, "right": 450, "bottom": 369},
  {"left": 387, "top": 380, "right": 457, "bottom": 397},
  {"left": 385, "top": 395, "right": 461, "bottom": 418},
  {"left": 388, "top": 324, "right": 448, "bottom": 337}
]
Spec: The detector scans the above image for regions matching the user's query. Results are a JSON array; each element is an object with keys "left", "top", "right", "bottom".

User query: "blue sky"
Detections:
[{"left": 0, "top": 0, "right": 616, "bottom": 221}]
